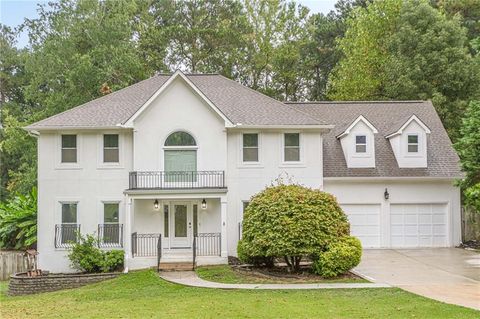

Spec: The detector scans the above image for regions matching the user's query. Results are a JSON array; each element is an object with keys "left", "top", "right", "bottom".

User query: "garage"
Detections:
[
  {"left": 341, "top": 204, "right": 381, "bottom": 248},
  {"left": 390, "top": 203, "right": 448, "bottom": 247}
]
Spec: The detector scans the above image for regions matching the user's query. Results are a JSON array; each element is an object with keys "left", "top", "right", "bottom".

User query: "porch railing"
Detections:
[
  {"left": 129, "top": 171, "right": 226, "bottom": 190},
  {"left": 54, "top": 224, "right": 80, "bottom": 248},
  {"left": 98, "top": 224, "right": 123, "bottom": 248},
  {"left": 195, "top": 232, "right": 221, "bottom": 256},
  {"left": 131, "top": 233, "right": 161, "bottom": 257}
]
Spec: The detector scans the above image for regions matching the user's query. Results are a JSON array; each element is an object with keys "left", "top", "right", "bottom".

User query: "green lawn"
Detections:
[
  {"left": 196, "top": 265, "right": 368, "bottom": 284},
  {"left": 0, "top": 270, "right": 478, "bottom": 318}
]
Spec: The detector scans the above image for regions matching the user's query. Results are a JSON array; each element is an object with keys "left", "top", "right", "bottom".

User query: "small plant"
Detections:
[
  {"left": 68, "top": 233, "right": 124, "bottom": 273},
  {"left": 0, "top": 187, "right": 37, "bottom": 250},
  {"left": 312, "top": 236, "right": 362, "bottom": 278}
]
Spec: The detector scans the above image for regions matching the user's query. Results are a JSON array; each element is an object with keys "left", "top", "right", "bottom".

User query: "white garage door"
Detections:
[
  {"left": 341, "top": 204, "right": 381, "bottom": 248},
  {"left": 390, "top": 204, "right": 447, "bottom": 247}
]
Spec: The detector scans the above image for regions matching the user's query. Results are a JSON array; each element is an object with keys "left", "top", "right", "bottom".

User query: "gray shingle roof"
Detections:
[
  {"left": 288, "top": 101, "right": 461, "bottom": 178},
  {"left": 26, "top": 73, "right": 322, "bottom": 129}
]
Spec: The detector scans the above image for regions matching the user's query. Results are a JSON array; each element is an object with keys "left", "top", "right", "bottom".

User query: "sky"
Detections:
[{"left": 0, "top": 0, "right": 337, "bottom": 48}]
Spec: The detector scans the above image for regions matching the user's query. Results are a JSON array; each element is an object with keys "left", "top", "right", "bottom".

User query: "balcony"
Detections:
[{"left": 128, "top": 171, "right": 226, "bottom": 190}]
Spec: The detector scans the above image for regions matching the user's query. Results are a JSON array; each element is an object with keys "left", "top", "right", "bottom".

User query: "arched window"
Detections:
[
  {"left": 164, "top": 131, "right": 197, "bottom": 181},
  {"left": 165, "top": 131, "right": 196, "bottom": 147}
]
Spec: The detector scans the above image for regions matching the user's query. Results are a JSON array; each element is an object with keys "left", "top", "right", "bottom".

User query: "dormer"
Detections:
[
  {"left": 385, "top": 115, "right": 430, "bottom": 168},
  {"left": 336, "top": 115, "right": 378, "bottom": 168}
]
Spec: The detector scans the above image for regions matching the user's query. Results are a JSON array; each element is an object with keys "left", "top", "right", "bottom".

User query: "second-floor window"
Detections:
[
  {"left": 355, "top": 135, "right": 367, "bottom": 153},
  {"left": 242, "top": 133, "right": 258, "bottom": 162},
  {"left": 103, "top": 134, "right": 119, "bottom": 163},
  {"left": 164, "top": 131, "right": 197, "bottom": 182},
  {"left": 408, "top": 134, "right": 419, "bottom": 153},
  {"left": 284, "top": 133, "right": 300, "bottom": 162},
  {"left": 61, "top": 135, "right": 77, "bottom": 163}
]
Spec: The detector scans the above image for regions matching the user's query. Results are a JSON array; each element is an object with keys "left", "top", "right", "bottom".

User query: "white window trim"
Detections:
[
  {"left": 98, "top": 199, "right": 122, "bottom": 225},
  {"left": 239, "top": 132, "right": 263, "bottom": 168},
  {"left": 161, "top": 130, "right": 199, "bottom": 171},
  {"left": 352, "top": 133, "right": 372, "bottom": 158},
  {"left": 97, "top": 132, "right": 125, "bottom": 169},
  {"left": 280, "top": 132, "right": 305, "bottom": 167},
  {"left": 55, "top": 133, "right": 82, "bottom": 170},
  {"left": 405, "top": 133, "right": 423, "bottom": 158}
]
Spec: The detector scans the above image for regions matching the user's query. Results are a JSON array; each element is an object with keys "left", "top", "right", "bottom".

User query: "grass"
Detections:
[
  {"left": 1, "top": 270, "right": 478, "bottom": 318},
  {"left": 196, "top": 265, "right": 369, "bottom": 284}
]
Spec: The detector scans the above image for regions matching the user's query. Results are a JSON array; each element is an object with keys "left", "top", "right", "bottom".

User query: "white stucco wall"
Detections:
[
  {"left": 225, "top": 130, "right": 324, "bottom": 254},
  {"left": 323, "top": 179, "right": 461, "bottom": 247},
  {"left": 37, "top": 130, "right": 133, "bottom": 272}
]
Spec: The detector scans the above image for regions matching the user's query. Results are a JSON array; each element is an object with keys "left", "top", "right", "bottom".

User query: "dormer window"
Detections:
[
  {"left": 355, "top": 135, "right": 367, "bottom": 153},
  {"left": 407, "top": 134, "right": 419, "bottom": 153}
]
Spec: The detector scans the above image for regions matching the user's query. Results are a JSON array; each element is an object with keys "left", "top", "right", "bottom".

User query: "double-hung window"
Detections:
[
  {"left": 103, "top": 134, "right": 119, "bottom": 163},
  {"left": 355, "top": 135, "right": 367, "bottom": 153},
  {"left": 102, "top": 203, "right": 120, "bottom": 245},
  {"left": 61, "top": 135, "right": 77, "bottom": 163},
  {"left": 284, "top": 133, "right": 300, "bottom": 162},
  {"left": 60, "top": 203, "right": 78, "bottom": 244},
  {"left": 407, "top": 134, "right": 419, "bottom": 153},
  {"left": 242, "top": 133, "right": 258, "bottom": 162}
]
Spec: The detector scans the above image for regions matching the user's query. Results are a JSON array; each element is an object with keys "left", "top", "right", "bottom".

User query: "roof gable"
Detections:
[
  {"left": 336, "top": 115, "right": 378, "bottom": 139},
  {"left": 122, "top": 70, "right": 234, "bottom": 128},
  {"left": 385, "top": 115, "right": 431, "bottom": 138}
]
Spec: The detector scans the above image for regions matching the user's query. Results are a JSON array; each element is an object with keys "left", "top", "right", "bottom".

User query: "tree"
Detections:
[
  {"left": 0, "top": 187, "right": 37, "bottom": 250},
  {"left": 455, "top": 101, "right": 480, "bottom": 211},
  {"left": 239, "top": 183, "right": 351, "bottom": 272},
  {"left": 328, "top": 0, "right": 480, "bottom": 139}
]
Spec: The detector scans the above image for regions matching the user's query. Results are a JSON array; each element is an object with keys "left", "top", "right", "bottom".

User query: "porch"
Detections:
[{"left": 124, "top": 194, "right": 228, "bottom": 271}]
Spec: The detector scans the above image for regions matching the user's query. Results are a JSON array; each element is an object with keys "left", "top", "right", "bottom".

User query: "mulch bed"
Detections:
[{"left": 232, "top": 264, "right": 361, "bottom": 282}]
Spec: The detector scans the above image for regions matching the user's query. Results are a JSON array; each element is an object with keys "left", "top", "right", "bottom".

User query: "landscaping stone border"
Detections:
[{"left": 8, "top": 272, "right": 120, "bottom": 296}]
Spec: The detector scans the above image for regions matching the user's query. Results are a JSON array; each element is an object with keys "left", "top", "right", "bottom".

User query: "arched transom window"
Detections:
[
  {"left": 164, "top": 131, "right": 196, "bottom": 147},
  {"left": 164, "top": 131, "right": 197, "bottom": 181}
]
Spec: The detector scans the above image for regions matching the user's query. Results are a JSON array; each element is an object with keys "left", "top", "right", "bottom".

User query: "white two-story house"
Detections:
[{"left": 25, "top": 71, "right": 462, "bottom": 272}]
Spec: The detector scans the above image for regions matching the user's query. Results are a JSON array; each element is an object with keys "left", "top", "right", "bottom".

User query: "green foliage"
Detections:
[
  {"left": 0, "top": 187, "right": 37, "bottom": 249},
  {"left": 237, "top": 239, "right": 274, "bottom": 267},
  {"left": 68, "top": 233, "right": 124, "bottom": 273},
  {"left": 455, "top": 100, "right": 480, "bottom": 211},
  {"left": 240, "top": 183, "right": 350, "bottom": 271},
  {"left": 329, "top": 0, "right": 480, "bottom": 139},
  {"left": 312, "top": 236, "right": 362, "bottom": 278}
]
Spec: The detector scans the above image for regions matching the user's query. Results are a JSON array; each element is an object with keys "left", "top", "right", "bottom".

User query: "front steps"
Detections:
[{"left": 158, "top": 261, "right": 195, "bottom": 271}]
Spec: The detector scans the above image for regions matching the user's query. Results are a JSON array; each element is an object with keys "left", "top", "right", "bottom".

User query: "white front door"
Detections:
[{"left": 170, "top": 202, "right": 192, "bottom": 248}]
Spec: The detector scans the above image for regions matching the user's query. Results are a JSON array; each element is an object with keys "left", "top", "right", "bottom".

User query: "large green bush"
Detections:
[
  {"left": 239, "top": 184, "right": 351, "bottom": 271},
  {"left": 68, "top": 234, "right": 124, "bottom": 273},
  {"left": 312, "top": 236, "right": 362, "bottom": 278},
  {"left": 0, "top": 187, "right": 37, "bottom": 250}
]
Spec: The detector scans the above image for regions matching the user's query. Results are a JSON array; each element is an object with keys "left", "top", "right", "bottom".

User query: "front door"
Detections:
[{"left": 171, "top": 203, "right": 192, "bottom": 248}]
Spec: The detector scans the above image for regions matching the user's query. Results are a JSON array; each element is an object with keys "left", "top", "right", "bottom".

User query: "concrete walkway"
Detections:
[
  {"left": 159, "top": 270, "right": 390, "bottom": 289},
  {"left": 354, "top": 248, "right": 480, "bottom": 310}
]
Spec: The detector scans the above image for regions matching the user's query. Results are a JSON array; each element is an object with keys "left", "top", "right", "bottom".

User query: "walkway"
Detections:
[
  {"left": 355, "top": 248, "right": 480, "bottom": 310},
  {"left": 159, "top": 271, "right": 390, "bottom": 290}
]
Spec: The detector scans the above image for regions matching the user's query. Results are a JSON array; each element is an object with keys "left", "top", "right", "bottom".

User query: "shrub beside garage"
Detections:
[{"left": 238, "top": 183, "right": 362, "bottom": 276}]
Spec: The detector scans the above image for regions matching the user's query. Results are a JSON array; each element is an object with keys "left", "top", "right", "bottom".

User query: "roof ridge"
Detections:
[
  {"left": 215, "top": 74, "right": 322, "bottom": 125},
  {"left": 285, "top": 100, "right": 428, "bottom": 104}
]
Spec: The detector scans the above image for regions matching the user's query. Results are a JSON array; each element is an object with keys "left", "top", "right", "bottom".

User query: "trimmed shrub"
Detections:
[
  {"left": 312, "top": 236, "right": 362, "bottom": 278},
  {"left": 240, "top": 183, "right": 351, "bottom": 271},
  {"left": 68, "top": 234, "right": 124, "bottom": 273},
  {"left": 237, "top": 239, "right": 274, "bottom": 267}
]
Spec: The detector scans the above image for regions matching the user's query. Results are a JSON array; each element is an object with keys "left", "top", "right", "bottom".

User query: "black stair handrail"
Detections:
[{"left": 157, "top": 234, "right": 162, "bottom": 272}]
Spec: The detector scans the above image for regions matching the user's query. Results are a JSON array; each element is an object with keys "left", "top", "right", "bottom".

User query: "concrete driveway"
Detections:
[{"left": 354, "top": 248, "right": 480, "bottom": 310}]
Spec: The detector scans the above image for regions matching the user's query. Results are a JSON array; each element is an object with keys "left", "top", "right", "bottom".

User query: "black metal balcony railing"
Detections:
[
  {"left": 129, "top": 171, "right": 225, "bottom": 190},
  {"left": 54, "top": 224, "right": 80, "bottom": 248},
  {"left": 131, "top": 232, "right": 161, "bottom": 257},
  {"left": 196, "top": 233, "right": 221, "bottom": 256},
  {"left": 98, "top": 224, "right": 123, "bottom": 248}
]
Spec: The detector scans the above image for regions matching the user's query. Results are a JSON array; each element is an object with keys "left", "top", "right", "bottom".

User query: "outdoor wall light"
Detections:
[
  {"left": 201, "top": 199, "right": 207, "bottom": 210},
  {"left": 153, "top": 199, "right": 159, "bottom": 210},
  {"left": 384, "top": 188, "right": 389, "bottom": 200}
]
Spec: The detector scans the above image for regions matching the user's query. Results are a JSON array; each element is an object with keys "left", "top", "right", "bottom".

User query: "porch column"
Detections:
[
  {"left": 220, "top": 196, "right": 228, "bottom": 258},
  {"left": 124, "top": 195, "right": 132, "bottom": 273}
]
